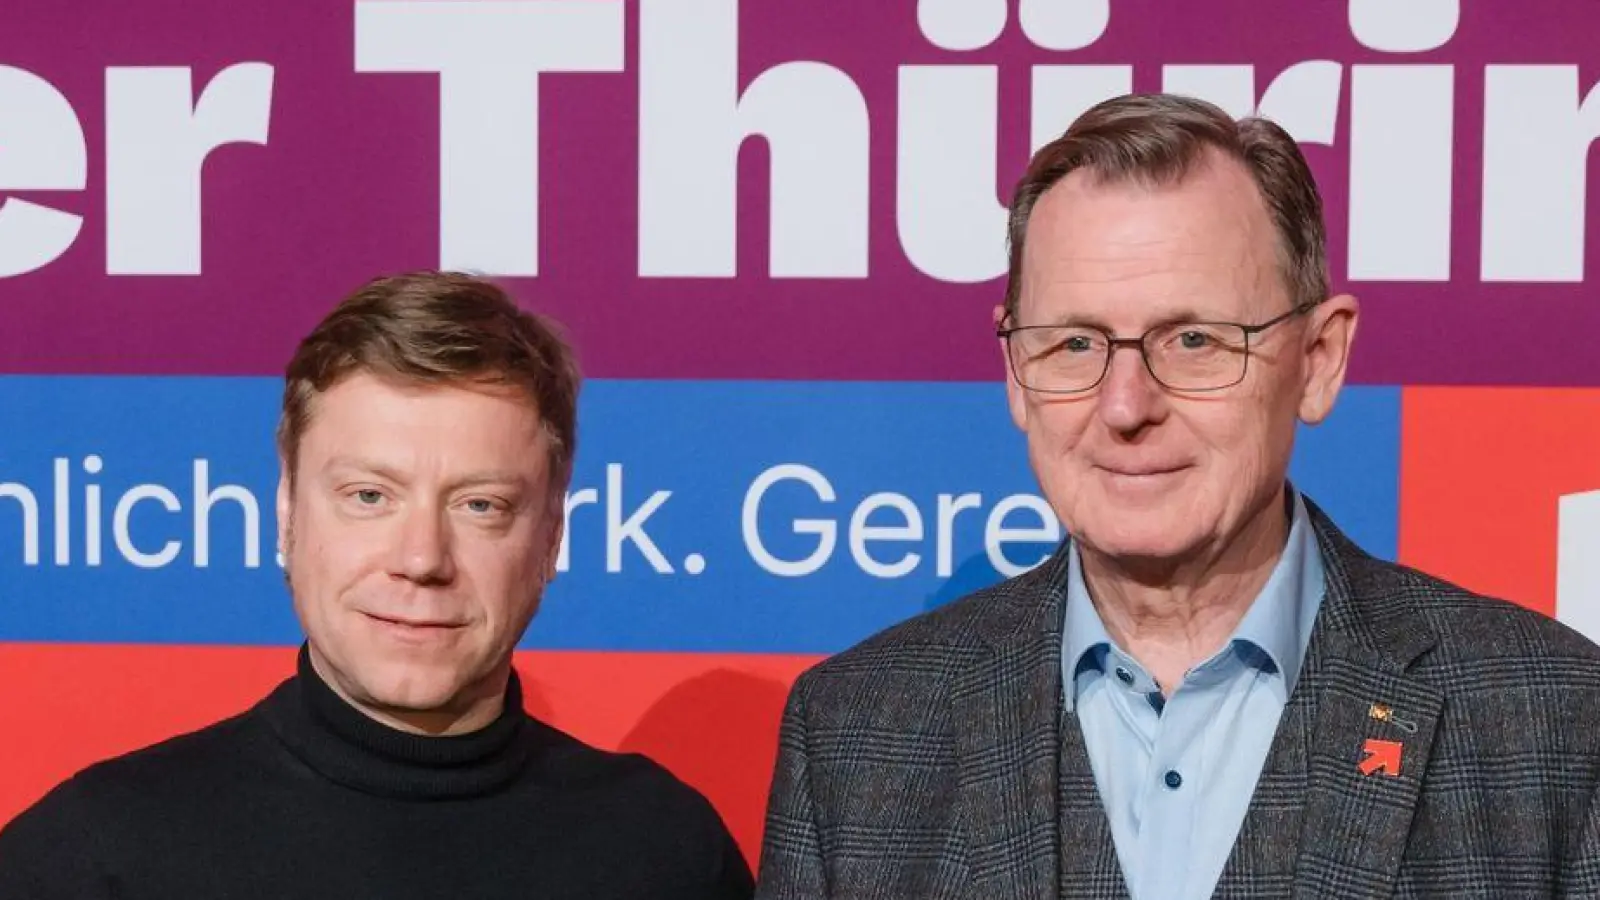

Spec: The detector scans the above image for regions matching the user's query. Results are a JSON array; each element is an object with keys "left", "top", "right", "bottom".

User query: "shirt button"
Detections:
[
  {"left": 1114, "top": 666, "right": 1134, "bottom": 685},
  {"left": 1164, "top": 770, "right": 1183, "bottom": 790}
]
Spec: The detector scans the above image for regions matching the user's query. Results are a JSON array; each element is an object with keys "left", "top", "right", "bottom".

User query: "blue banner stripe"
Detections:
[{"left": 0, "top": 377, "right": 1400, "bottom": 653}]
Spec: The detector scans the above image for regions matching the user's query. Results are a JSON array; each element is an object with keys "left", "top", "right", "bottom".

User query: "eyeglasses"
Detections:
[{"left": 996, "top": 302, "right": 1314, "bottom": 394}]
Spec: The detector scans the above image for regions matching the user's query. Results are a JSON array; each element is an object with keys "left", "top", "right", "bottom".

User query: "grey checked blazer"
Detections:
[{"left": 754, "top": 498, "right": 1600, "bottom": 898}]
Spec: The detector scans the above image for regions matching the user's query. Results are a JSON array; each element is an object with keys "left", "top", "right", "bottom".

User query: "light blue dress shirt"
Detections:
[{"left": 1060, "top": 489, "right": 1326, "bottom": 900}]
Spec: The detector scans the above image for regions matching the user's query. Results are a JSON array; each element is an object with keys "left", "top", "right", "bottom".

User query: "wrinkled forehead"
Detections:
[
  {"left": 292, "top": 373, "right": 551, "bottom": 471},
  {"left": 1018, "top": 160, "right": 1288, "bottom": 325}
]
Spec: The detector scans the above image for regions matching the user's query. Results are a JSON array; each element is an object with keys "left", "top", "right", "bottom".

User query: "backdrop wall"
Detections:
[{"left": 2, "top": 0, "right": 1598, "bottom": 866}]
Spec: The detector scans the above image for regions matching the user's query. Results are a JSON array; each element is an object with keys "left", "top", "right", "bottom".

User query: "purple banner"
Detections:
[{"left": 1, "top": 0, "right": 1594, "bottom": 384}]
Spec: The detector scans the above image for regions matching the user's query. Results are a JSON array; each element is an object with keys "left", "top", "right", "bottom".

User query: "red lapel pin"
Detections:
[{"left": 1359, "top": 738, "right": 1403, "bottom": 777}]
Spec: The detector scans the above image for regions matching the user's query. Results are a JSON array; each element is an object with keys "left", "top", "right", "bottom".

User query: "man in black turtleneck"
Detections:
[{"left": 0, "top": 272, "right": 754, "bottom": 899}]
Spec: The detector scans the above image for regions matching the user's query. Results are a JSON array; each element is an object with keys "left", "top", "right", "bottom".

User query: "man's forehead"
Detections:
[
  {"left": 315, "top": 369, "right": 538, "bottom": 406},
  {"left": 1033, "top": 158, "right": 1272, "bottom": 243},
  {"left": 302, "top": 372, "right": 542, "bottom": 430},
  {"left": 1020, "top": 168, "right": 1283, "bottom": 310},
  {"left": 294, "top": 376, "right": 550, "bottom": 462}
]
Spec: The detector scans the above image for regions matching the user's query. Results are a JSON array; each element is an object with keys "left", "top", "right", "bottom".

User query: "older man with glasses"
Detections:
[{"left": 754, "top": 93, "right": 1600, "bottom": 900}]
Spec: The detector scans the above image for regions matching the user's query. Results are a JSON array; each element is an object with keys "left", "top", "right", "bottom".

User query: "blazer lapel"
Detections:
[
  {"left": 1213, "top": 622, "right": 1322, "bottom": 894},
  {"left": 1059, "top": 707, "right": 1132, "bottom": 899},
  {"left": 953, "top": 546, "right": 1082, "bottom": 900},
  {"left": 1291, "top": 638, "right": 1443, "bottom": 898},
  {"left": 1222, "top": 501, "right": 1442, "bottom": 899}
]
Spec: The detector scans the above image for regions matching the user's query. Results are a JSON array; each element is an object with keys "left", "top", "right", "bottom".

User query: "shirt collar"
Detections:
[{"left": 1060, "top": 486, "right": 1325, "bottom": 710}]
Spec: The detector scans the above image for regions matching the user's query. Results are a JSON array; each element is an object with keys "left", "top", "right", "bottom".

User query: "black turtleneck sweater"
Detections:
[{"left": 0, "top": 647, "right": 754, "bottom": 899}]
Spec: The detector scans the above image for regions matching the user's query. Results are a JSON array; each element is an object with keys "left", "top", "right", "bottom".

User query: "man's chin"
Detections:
[
  {"left": 349, "top": 662, "right": 474, "bottom": 718},
  {"left": 1075, "top": 518, "right": 1208, "bottom": 570}
]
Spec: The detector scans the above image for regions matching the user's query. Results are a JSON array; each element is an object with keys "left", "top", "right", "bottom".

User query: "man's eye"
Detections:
[
  {"left": 355, "top": 489, "right": 383, "bottom": 505},
  {"left": 1177, "top": 330, "right": 1214, "bottom": 349}
]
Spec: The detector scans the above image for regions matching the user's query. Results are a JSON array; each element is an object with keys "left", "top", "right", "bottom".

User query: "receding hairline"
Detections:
[
  {"left": 1003, "top": 95, "right": 1331, "bottom": 320},
  {"left": 1011, "top": 151, "right": 1311, "bottom": 331},
  {"left": 1021, "top": 144, "right": 1288, "bottom": 267}
]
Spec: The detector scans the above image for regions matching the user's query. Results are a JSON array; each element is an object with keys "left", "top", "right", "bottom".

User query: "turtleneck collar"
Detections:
[{"left": 259, "top": 644, "right": 532, "bottom": 800}]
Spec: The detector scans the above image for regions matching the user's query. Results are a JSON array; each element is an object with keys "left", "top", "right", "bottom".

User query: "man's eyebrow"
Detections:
[
  {"left": 322, "top": 458, "right": 530, "bottom": 491},
  {"left": 323, "top": 456, "right": 407, "bottom": 484},
  {"left": 446, "top": 471, "right": 529, "bottom": 490}
]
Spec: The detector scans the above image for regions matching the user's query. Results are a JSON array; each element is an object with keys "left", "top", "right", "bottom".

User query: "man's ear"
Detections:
[
  {"left": 276, "top": 461, "right": 292, "bottom": 564},
  {"left": 1298, "top": 293, "right": 1360, "bottom": 426}
]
